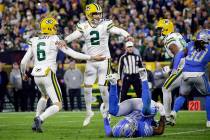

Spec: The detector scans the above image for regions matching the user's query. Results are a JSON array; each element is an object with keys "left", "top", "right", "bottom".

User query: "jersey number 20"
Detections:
[
  {"left": 37, "top": 42, "right": 46, "bottom": 61},
  {"left": 90, "top": 31, "right": 100, "bottom": 45}
]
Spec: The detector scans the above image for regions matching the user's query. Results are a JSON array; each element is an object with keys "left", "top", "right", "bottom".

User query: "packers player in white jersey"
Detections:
[
  {"left": 20, "top": 17, "right": 105, "bottom": 133},
  {"left": 57, "top": 3, "right": 132, "bottom": 127},
  {"left": 155, "top": 19, "right": 186, "bottom": 125}
]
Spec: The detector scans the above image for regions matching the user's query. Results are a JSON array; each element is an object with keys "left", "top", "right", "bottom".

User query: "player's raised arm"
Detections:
[
  {"left": 64, "top": 30, "right": 83, "bottom": 44},
  {"left": 56, "top": 23, "right": 83, "bottom": 49},
  {"left": 57, "top": 41, "right": 105, "bottom": 61},
  {"left": 20, "top": 43, "right": 33, "bottom": 80},
  {"left": 107, "top": 21, "right": 133, "bottom": 41}
]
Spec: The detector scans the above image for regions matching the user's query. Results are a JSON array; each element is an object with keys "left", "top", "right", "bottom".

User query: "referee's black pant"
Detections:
[{"left": 120, "top": 74, "right": 142, "bottom": 102}]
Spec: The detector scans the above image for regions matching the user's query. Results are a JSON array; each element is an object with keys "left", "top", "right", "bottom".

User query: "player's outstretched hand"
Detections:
[
  {"left": 90, "top": 54, "right": 106, "bottom": 61},
  {"left": 125, "top": 36, "right": 134, "bottom": 42},
  {"left": 55, "top": 40, "right": 67, "bottom": 49},
  {"left": 22, "top": 74, "right": 29, "bottom": 81}
]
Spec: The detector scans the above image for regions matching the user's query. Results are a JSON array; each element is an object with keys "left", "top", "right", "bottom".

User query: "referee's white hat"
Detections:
[{"left": 125, "top": 41, "right": 134, "bottom": 47}]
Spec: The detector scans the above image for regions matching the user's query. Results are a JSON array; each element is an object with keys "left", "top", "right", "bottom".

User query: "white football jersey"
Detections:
[
  {"left": 21, "top": 35, "right": 91, "bottom": 76},
  {"left": 76, "top": 19, "right": 114, "bottom": 58},
  {"left": 163, "top": 32, "right": 186, "bottom": 58},
  {"left": 29, "top": 35, "right": 60, "bottom": 73}
]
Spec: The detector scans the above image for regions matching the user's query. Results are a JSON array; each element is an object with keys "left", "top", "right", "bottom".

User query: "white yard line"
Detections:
[{"left": 164, "top": 128, "right": 210, "bottom": 136}]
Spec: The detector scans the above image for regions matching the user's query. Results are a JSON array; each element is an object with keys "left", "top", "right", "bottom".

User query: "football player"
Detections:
[
  {"left": 56, "top": 3, "right": 133, "bottom": 126},
  {"left": 20, "top": 17, "right": 105, "bottom": 132},
  {"left": 155, "top": 19, "right": 186, "bottom": 125},
  {"left": 170, "top": 29, "right": 210, "bottom": 127},
  {"left": 100, "top": 68, "right": 166, "bottom": 137}
]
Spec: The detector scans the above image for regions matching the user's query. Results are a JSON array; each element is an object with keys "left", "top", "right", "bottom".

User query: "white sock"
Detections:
[
  {"left": 39, "top": 105, "right": 59, "bottom": 121},
  {"left": 36, "top": 97, "right": 47, "bottom": 117},
  {"left": 84, "top": 87, "right": 92, "bottom": 112},
  {"left": 162, "top": 87, "right": 172, "bottom": 116},
  {"left": 99, "top": 86, "right": 109, "bottom": 111}
]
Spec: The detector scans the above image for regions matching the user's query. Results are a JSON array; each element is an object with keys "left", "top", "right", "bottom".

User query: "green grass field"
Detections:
[{"left": 0, "top": 111, "right": 210, "bottom": 140}]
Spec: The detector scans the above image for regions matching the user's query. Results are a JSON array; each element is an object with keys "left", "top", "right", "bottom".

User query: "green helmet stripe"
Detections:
[{"left": 93, "top": 3, "right": 99, "bottom": 11}]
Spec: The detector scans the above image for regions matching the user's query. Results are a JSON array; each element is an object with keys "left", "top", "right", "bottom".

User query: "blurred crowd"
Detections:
[{"left": 0, "top": 0, "right": 209, "bottom": 64}]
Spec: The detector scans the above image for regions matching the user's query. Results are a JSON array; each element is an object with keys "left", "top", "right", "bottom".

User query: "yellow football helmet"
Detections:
[
  {"left": 40, "top": 17, "right": 58, "bottom": 35},
  {"left": 156, "top": 19, "right": 174, "bottom": 36},
  {"left": 85, "top": 3, "right": 102, "bottom": 25}
]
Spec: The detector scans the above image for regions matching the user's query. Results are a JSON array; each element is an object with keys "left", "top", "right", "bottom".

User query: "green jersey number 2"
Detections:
[
  {"left": 90, "top": 31, "right": 100, "bottom": 45},
  {"left": 37, "top": 42, "right": 46, "bottom": 61}
]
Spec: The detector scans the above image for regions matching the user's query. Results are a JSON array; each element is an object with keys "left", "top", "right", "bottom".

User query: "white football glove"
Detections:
[{"left": 162, "top": 66, "right": 171, "bottom": 74}]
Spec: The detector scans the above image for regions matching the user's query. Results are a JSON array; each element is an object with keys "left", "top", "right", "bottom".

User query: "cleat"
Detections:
[
  {"left": 32, "top": 119, "right": 43, "bottom": 131},
  {"left": 100, "top": 103, "right": 111, "bottom": 123},
  {"left": 83, "top": 111, "right": 94, "bottom": 127},
  {"left": 105, "top": 73, "right": 120, "bottom": 84},
  {"left": 34, "top": 117, "right": 43, "bottom": 133},
  {"left": 138, "top": 68, "right": 147, "bottom": 81},
  {"left": 100, "top": 103, "right": 109, "bottom": 118},
  {"left": 170, "top": 111, "right": 176, "bottom": 125},
  {"left": 165, "top": 111, "right": 176, "bottom": 126},
  {"left": 206, "top": 121, "right": 210, "bottom": 128},
  {"left": 32, "top": 122, "right": 36, "bottom": 131}
]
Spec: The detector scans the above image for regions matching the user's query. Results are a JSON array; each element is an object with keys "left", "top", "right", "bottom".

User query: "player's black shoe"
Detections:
[
  {"left": 34, "top": 117, "right": 43, "bottom": 133},
  {"left": 32, "top": 119, "right": 43, "bottom": 131}
]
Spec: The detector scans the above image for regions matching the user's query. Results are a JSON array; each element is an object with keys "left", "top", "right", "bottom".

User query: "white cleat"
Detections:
[
  {"left": 206, "top": 121, "right": 210, "bottom": 128},
  {"left": 100, "top": 103, "right": 108, "bottom": 118},
  {"left": 83, "top": 111, "right": 94, "bottom": 127},
  {"left": 169, "top": 111, "right": 177, "bottom": 126},
  {"left": 100, "top": 103, "right": 111, "bottom": 123},
  {"left": 105, "top": 73, "right": 120, "bottom": 84},
  {"left": 138, "top": 68, "right": 147, "bottom": 81}
]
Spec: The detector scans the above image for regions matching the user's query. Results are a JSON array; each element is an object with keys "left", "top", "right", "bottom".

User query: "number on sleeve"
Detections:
[{"left": 37, "top": 42, "right": 46, "bottom": 61}]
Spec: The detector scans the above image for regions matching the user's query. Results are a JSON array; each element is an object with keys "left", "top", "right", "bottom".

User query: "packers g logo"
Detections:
[
  {"left": 164, "top": 19, "right": 169, "bottom": 24},
  {"left": 46, "top": 19, "right": 53, "bottom": 24},
  {"left": 86, "top": 6, "right": 90, "bottom": 11}
]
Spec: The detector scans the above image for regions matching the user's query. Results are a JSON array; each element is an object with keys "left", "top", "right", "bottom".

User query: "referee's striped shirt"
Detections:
[{"left": 118, "top": 53, "right": 143, "bottom": 78}]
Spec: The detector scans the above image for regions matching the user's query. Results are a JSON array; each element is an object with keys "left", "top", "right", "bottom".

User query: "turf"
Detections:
[{"left": 0, "top": 111, "right": 209, "bottom": 140}]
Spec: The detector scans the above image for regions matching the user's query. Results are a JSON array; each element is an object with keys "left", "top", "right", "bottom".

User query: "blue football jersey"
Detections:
[
  {"left": 126, "top": 109, "right": 157, "bottom": 137},
  {"left": 184, "top": 41, "right": 210, "bottom": 72}
]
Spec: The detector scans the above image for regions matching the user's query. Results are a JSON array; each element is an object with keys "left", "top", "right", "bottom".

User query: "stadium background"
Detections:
[{"left": 0, "top": 0, "right": 210, "bottom": 140}]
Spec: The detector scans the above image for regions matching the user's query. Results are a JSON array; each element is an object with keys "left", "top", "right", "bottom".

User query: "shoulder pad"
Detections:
[{"left": 76, "top": 22, "right": 85, "bottom": 33}]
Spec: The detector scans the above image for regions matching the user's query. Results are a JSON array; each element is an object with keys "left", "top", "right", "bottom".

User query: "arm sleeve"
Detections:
[
  {"left": 118, "top": 56, "right": 124, "bottom": 79},
  {"left": 59, "top": 46, "right": 91, "bottom": 60},
  {"left": 20, "top": 46, "right": 33, "bottom": 75},
  {"left": 109, "top": 26, "right": 130, "bottom": 37},
  {"left": 103, "top": 118, "right": 112, "bottom": 137},
  {"left": 64, "top": 30, "right": 83, "bottom": 43},
  {"left": 172, "top": 51, "right": 185, "bottom": 70}
]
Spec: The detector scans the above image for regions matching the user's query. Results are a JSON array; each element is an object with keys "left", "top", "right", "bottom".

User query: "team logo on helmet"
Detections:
[{"left": 46, "top": 19, "right": 53, "bottom": 24}]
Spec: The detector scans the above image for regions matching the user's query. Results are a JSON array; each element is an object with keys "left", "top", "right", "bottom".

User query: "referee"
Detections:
[{"left": 118, "top": 41, "right": 143, "bottom": 102}]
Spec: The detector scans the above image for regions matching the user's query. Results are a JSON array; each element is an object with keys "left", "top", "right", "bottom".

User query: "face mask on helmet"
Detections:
[
  {"left": 112, "top": 119, "right": 137, "bottom": 137},
  {"left": 194, "top": 40, "right": 208, "bottom": 52},
  {"left": 91, "top": 12, "right": 102, "bottom": 25}
]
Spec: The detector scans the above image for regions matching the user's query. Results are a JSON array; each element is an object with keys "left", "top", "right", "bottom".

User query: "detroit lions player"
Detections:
[
  {"left": 156, "top": 19, "right": 186, "bottom": 125},
  {"left": 56, "top": 3, "right": 132, "bottom": 126},
  {"left": 100, "top": 69, "right": 166, "bottom": 137},
  {"left": 170, "top": 29, "right": 210, "bottom": 127}
]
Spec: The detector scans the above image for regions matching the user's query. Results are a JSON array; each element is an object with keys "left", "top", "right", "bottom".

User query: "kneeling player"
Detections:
[{"left": 100, "top": 69, "right": 166, "bottom": 137}]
